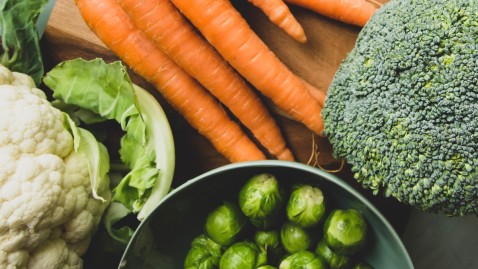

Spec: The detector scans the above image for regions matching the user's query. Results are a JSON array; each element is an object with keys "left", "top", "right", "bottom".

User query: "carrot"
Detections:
[
  {"left": 74, "top": 0, "right": 267, "bottom": 162},
  {"left": 170, "top": 0, "right": 325, "bottom": 135},
  {"left": 247, "top": 0, "right": 307, "bottom": 43},
  {"left": 301, "top": 78, "right": 326, "bottom": 107},
  {"left": 284, "top": 0, "right": 379, "bottom": 27},
  {"left": 118, "top": 0, "right": 294, "bottom": 161}
]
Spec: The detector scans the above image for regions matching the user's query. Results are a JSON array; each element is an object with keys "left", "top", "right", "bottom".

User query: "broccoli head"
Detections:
[{"left": 322, "top": 0, "right": 478, "bottom": 216}]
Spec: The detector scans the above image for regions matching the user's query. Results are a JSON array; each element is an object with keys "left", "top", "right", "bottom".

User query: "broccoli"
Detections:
[{"left": 322, "top": 0, "right": 478, "bottom": 216}]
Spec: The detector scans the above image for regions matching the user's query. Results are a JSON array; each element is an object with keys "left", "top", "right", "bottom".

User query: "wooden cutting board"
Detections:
[{"left": 42, "top": 0, "right": 407, "bottom": 218}]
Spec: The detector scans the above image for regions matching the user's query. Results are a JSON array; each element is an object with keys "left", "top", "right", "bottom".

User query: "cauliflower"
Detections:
[{"left": 0, "top": 64, "right": 111, "bottom": 269}]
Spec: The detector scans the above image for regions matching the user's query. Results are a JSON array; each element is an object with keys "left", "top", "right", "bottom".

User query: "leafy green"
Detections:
[
  {"left": 43, "top": 58, "right": 175, "bottom": 241},
  {"left": 65, "top": 112, "right": 111, "bottom": 202},
  {"left": 0, "top": 0, "right": 49, "bottom": 85}
]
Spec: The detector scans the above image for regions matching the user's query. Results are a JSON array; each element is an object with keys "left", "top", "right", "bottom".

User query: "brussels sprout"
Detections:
[
  {"left": 352, "top": 261, "right": 374, "bottom": 269},
  {"left": 184, "top": 234, "right": 223, "bottom": 269},
  {"left": 258, "top": 266, "right": 278, "bottom": 269},
  {"left": 286, "top": 184, "right": 326, "bottom": 228},
  {"left": 219, "top": 241, "right": 267, "bottom": 269},
  {"left": 324, "top": 209, "right": 368, "bottom": 255},
  {"left": 254, "top": 229, "right": 285, "bottom": 264},
  {"left": 279, "top": 250, "right": 327, "bottom": 269},
  {"left": 314, "top": 238, "right": 351, "bottom": 269},
  {"left": 205, "top": 202, "right": 247, "bottom": 247},
  {"left": 255, "top": 230, "right": 281, "bottom": 250},
  {"left": 239, "top": 173, "right": 283, "bottom": 229},
  {"left": 280, "top": 222, "right": 312, "bottom": 254}
]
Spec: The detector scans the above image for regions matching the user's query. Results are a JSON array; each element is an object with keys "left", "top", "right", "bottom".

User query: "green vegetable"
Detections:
[
  {"left": 322, "top": 0, "right": 478, "bottom": 216},
  {"left": 280, "top": 222, "right": 312, "bottom": 254},
  {"left": 239, "top": 173, "right": 283, "bottom": 229},
  {"left": 254, "top": 229, "right": 284, "bottom": 264},
  {"left": 219, "top": 241, "right": 267, "bottom": 269},
  {"left": 323, "top": 209, "right": 367, "bottom": 255},
  {"left": 258, "top": 266, "right": 278, "bottom": 269},
  {"left": 184, "top": 234, "right": 223, "bottom": 269},
  {"left": 205, "top": 202, "right": 247, "bottom": 247},
  {"left": 279, "top": 250, "right": 327, "bottom": 269},
  {"left": 315, "top": 239, "right": 351, "bottom": 269},
  {"left": 0, "top": 0, "right": 50, "bottom": 85},
  {"left": 255, "top": 230, "right": 281, "bottom": 251},
  {"left": 286, "top": 184, "right": 326, "bottom": 228},
  {"left": 43, "top": 58, "right": 175, "bottom": 241}
]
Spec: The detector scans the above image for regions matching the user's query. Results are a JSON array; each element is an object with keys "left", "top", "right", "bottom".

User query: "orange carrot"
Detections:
[
  {"left": 118, "top": 0, "right": 294, "bottom": 161},
  {"left": 284, "top": 0, "right": 378, "bottom": 27},
  {"left": 301, "top": 78, "right": 326, "bottom": 107},
  {"left": 247, "top": 0, "right": 307, "bottom": 42},
  {"left": 170, "top": 0, "right": 325, "bottom": 135},
  {"left": 75, "top": 0, "right": 267, "bottom": 162}
]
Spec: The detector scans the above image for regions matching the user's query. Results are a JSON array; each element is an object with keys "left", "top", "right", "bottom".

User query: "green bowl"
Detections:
[{"left": 119, "top": 160, "right": 413, "bottom": 268}]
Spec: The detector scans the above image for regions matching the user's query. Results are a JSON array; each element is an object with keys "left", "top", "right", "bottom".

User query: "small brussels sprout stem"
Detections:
[
  {"left": 314, "top": 238, "right": 351, "bottom": 269},
  {"left": 184, "top": 234, "right": 222, "bottom": 269},
  {"left": 219, "top": 241, "right": 267, "bottom": 269},
  {"left": 205, "top": 202, "right": 247, "bottom": 247},
  {"left": 323, "top": 209, "right": 368, "bottom": 255},
  {"left": 279, "top": 250, "right": 327, "bottom": 269},
  {"left": 286, "top": 184, "right": 326, "bottom": 228},
  {"left": 238, "top": 173, "right": 284, "bottom": 229},
  {"left": 280, "top": 222, "right": 312, "bottom": 254}
]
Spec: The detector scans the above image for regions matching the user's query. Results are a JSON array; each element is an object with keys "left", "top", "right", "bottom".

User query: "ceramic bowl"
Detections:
[{"left": 119, "top": 160, "right": 413, "bottom": 268}]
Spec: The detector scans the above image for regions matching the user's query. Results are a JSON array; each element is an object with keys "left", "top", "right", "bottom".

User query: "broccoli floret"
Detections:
[{"left": 322, "top": 0, "right": 478, "bottom": 216}]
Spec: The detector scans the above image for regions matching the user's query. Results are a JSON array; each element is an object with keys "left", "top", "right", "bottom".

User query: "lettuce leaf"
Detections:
[
  {"left": 44, "top": 58, "right": 175, "bottom": 240},
  {"left": 0, "top": 0, "right": 50, "bottom": 85}
]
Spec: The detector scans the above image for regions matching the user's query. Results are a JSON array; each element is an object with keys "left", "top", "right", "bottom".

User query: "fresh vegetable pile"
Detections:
[
  {"left": 322, "top": 0, "right": 478, "bottom": 216},
  {"left": 184, "top": 173, "right": 373, "bottom": 269},
  {"left": 72, "top": 0, "right": 379, "bottom": 162}
]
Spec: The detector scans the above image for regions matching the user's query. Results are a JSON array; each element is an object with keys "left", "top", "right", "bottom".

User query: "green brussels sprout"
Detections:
[
  {"left": 255, "top": 230, "right": 281, "bottom": 250},
  {"left": 257, "top": 266, "right": 278, "bottom": 269},
  {"left": 205, "top": 202, "right": 247, "bottom": 247},
  {"left": 184, "top": 234, "right": 223, "bottom": 269},
  {"left": 352, "top": 261, "right": 374, "bottom": 269},
  {"left": 314, "top": 238, "right": 351, "bottom": 269},
  {"left": 239, "top": 173, "right": 283, "bottom": 229},
  {"left": 280, "top": 222, "right": 312, "bottom": 254},
  {"left": 323, "top": 209, "right": 368, "bottom": 255},
  {"left": 279, "top": 250, "right": 327, "bottom": 269},
  {"left": 219, "top": 241, "right": 267, "bottom": 269},
  {"left": 254, "top": 229, "right": 285, "bottom": 264},
  {"left": 286, "top": 184, "right": 326, "bottom": 228}
]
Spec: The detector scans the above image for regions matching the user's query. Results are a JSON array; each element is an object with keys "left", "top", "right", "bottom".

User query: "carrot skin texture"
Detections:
[
  {"left": 248, "top": 0, "right": 306, "bottom": 42},
  {"left": 74, "top": 0, "right": 267, "bottom": 162},
  {"left": 118, "top": 0, "right": 294, "bottom": 161},
  {"left": 284, "top": 0, "right": 378, "bottom": 27},
  {"left": 171, "top": 0, "right": 324, "bottom": 135}
]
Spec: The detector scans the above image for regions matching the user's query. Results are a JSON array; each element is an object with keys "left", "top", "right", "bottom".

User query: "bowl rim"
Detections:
[{"left": 120, "top": 160, "right": 414, "bottom": 268}]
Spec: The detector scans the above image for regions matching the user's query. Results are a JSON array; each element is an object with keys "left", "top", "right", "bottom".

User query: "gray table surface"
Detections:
[{"left": 402, "top": 209, "right": 478, "bottom": 269}]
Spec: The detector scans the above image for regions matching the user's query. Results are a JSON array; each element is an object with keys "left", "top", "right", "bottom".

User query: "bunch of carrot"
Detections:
[{"left": 74, "top": 0, "right": 379, "bottom": 163}]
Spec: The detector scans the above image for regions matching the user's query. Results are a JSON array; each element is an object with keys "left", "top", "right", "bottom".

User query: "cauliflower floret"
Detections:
[
  {"left": 0, "top": 84, "right": 73, "bottom": 158},
  {"left": 0, "top": 65, "right": 111, "bottom": 268}
]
